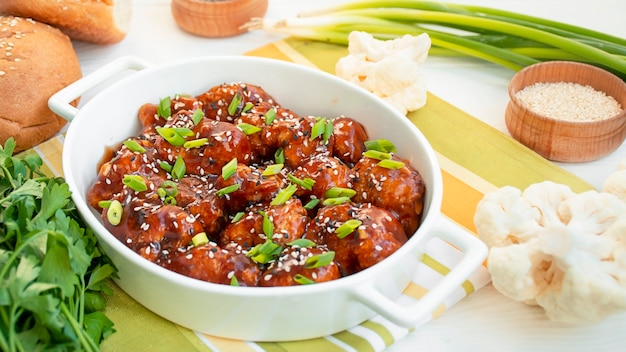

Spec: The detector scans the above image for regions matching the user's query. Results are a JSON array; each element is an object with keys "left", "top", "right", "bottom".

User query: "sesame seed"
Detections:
[{"left": 515, "top": 81, "right": 622, "bottom": 122}]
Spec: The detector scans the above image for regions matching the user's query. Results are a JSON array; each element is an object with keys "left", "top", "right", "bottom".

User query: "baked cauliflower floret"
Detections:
[
  {"left": 335, "top": 31, "right": 431, "bottom": 115},
  {"left": 474, "top": 181, "right": 626, "bottom": 323}
]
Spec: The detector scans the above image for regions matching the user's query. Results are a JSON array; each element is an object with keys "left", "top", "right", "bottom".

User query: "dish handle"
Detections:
[
  {"left": 352, "top": 216, "right": 488, "bottom": 327},
  {"left": 49, "top": 56, "right": 151, "bottom": 122}
]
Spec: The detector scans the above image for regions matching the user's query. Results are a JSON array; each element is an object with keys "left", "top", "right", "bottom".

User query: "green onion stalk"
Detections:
[{"left": 243, "top": 0, "right": 626, "bottom": 80}]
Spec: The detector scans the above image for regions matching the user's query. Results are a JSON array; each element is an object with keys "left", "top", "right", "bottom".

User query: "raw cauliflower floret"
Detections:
[
  {"left": 602, "top": 158, "right": 626, "bottom": 203},
  {"left": 474, "top": 181, "right": 626, "bottom": 323},
  {"left": 335, "top": 31, "right": 431, "bottom": 115}
]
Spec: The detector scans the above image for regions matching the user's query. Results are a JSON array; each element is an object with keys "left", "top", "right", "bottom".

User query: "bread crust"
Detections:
[
  {"left": 0, "top": 16, "right": 82, "bottom": 153},
  {"left": 0, "top": 0, "right": 132, "bottom": 44}
]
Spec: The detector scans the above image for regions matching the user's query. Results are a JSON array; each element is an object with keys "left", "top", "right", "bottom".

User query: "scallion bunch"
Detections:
[{"left": 244, "top": 0, "right": 626, "bottom": 79}]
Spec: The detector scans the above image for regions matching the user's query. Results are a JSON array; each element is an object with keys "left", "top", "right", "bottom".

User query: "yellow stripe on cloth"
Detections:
[
  {"left": 33, "top": 134, "right": 65, "bottom": 177},
  {"left": 200, "top": 335, "right": 255, "bottom": 352}
]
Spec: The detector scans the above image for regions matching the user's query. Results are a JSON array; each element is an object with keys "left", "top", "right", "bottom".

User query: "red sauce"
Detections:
[{"left": 87, "top": 82, "right": 425, "bottom": 287}]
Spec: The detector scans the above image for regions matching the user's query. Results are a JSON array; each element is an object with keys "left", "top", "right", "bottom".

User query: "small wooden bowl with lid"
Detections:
[
  {"left": 171, "top": 0, "right": 268, "bottom": 38},
  {"left": 505, "top": 61, "right": 626, "bottom": 162}
]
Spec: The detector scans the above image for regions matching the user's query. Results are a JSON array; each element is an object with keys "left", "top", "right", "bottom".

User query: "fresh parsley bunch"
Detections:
[{"left": 0, "top": 138, "right": 117, "bottom": 351}]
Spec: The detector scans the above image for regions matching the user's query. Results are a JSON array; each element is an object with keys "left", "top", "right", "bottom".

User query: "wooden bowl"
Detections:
[
  {"left": 171, "top": 0, "right": 268, "bottom": 38},
  {"left": 505, "top": 61, "right": 626, "bottom": 162}
]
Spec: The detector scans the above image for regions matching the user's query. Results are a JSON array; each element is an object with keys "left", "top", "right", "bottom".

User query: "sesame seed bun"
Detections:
[
  {"left": 0, "top": 16, "right": 82, "bottom": 153},
  {"left": 0, "top": 0, "right": 132, "bottom": 44}
]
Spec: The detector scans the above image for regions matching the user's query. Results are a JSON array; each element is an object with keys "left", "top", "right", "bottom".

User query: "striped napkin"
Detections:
[{"left": 24, "top": 38, "right": 594, "bottom": 351}]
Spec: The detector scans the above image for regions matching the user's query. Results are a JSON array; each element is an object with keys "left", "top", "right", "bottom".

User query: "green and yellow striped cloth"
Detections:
[{"left": 26, "top": 38, "right": 594, "bottom": 351}]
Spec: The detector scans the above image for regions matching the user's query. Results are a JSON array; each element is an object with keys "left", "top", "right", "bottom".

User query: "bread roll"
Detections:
[
  {"left": 0, "top": 0, "right": 132, "bottom": 44},
  {"left": 0, "top": 16, "right": 82, "bottom": 153}
]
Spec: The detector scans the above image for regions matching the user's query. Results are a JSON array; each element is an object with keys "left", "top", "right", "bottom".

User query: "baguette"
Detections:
[
  {"left": 0, "top": 16, "right": 82, "bottom": 153},
  {"left": 0, "top": 0, "right": 132, "bottom": 44}
]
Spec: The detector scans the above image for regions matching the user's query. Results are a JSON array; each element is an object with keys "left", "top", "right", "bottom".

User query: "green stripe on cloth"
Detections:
[
  {"left": 284, "top": 37, "right": 348, "bottom": 74},
  {"left": 421, "top": 254, "right": 475, "bottom": 296},
  {"left": 360, "top": 320, "right": 396, "bottom": 348},
  {"left": 407, "top": 96, "right": 595, "bottom": 193},
  {"left": 332, "top": 330, "right": 376, "bottom": 352},
  {"left": 257, "top": 336, "right": 349, "bottom": 352},
  {"left": 100, "top": 283, "right": 213, "bottom": 352}
]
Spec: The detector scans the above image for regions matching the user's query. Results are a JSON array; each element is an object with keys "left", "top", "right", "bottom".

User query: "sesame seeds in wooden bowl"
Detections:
[
  {"left": 505, "top": 61, "right": 626, "bottom": 162},
  {"left": 171, "top": 0, "right": 268, "bottom": 38}
]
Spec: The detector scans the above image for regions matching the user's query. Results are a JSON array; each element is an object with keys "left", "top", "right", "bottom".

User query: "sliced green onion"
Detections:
[
  {"left": 242, "top": 102, "right": 255, "bottom": 113},
  {"left": 322, "top": 196, "right": 351, "bottom": 206},
  {"left": 310, "top": 117, "right": 329, "bottom": 142},
  {"left": 274, "top": 148, "right": 285, "bottom": 164},
  {"left": 231, "top": 211, "right": 245, "bottom": 223},
  {"left": 304, "top": 251, "right": 335, "bottom": 269},
  {"left": 378, "top": 159, "right": 405, "bottom": 169},
  {"left": 171, "top": 156, "right": 186, "bottom": 180},
  {"left": 230, "top": 275, "right": 240, "bottom": 286},
  {"left": 262, "top": 163, "right": 284, "bottom": 176},
  {"left": 222, "top": 158, "right": 238, "bottom": 180},
  {"left": 159, "top": 161, "right": 172, "bottom": 173},
  {"left": 324, "top": 187, "right": 356, "bottom": 199},
  {"left": 270, "top": 184, "right": 298, "bottom": 206},
  {"left": 287, "top": 238, "right": 317, "bottom": 248},
  {"left": 228, "top": 92, "right": 243, "bottom": 116},
  {"left": 172, "top": 127, "right": 195, "bottom": 137},
  {"left": 259, "top": 210, "right": 274, "bottom": 239},
  {"left": 158, "top": 96, "right": 171, "bottom": 119},
  {"left": 159, "top": 180, "right": 178, "bottom": 197},
  {"left": 123, "top": 140, "right": 146, "bottom": 153},
  {"left": 247, "top": 240, "right": 282, "bottom": 264},
  {"left": 183, "top": 138, "right": 208, "bottom": 149},
  {"left": 265, "top": 108, "right": 277, "bottom": 125},
  {"left": 363, "top": 150, "right": 391, "bottom": 161},
  {"left": 287, "top": 174, "right": 315, "bottom": 191},
  {"left": 156, "top": 127, "right": 187, "bottom": 146},
  {"left": 163, "top": 196, "right": 177, "bottom": 205},
  {"left": 322, "top": 118, "right": 333, "bottom": 144},
  {"left": 191, "top": 232, "right": 209, "bottom": 246},
  {"left": 106, "top": 200, "right": 123, "bottom": 226},
  {"left": 122, "top": 174, "right": 148, "bottom": 192},
  {"left": 216, "top": 183, "right": 240, "bottom": 197},
  {"left": 98, "top": 200, "right": 112, "bottom": 208},
  {"left": 303, "top": 198, "right": 320, "bottom": 210},
  {"left": 237, "top": 123, "right": 262, "bottom": 135},
  {"left": 335, "top": 219, "right": 363, "bottom": 239},
  {"left": 365, "top": 139, "right": 396, "bottom": 153},
  {"left": 192, "top": 108, "right": 204, "bottom": 125},
  {"left": 294, "top": 274, "right": 316, "bottom": 285}
]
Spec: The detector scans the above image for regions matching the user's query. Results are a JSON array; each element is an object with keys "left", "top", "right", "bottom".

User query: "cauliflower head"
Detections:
[
  {"left": 474, "top": 181, "right": 626, "bottom": 323},
  {"left": 602, "top": 158, "right": 626, "bottom": 203},
  {"left": 335, "top": 31, "right": 431, "bottom": 115}
]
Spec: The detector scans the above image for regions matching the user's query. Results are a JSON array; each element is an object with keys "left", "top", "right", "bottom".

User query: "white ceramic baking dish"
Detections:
[{"left": 49, "top": 55, "right": 487, "bottom": 341}]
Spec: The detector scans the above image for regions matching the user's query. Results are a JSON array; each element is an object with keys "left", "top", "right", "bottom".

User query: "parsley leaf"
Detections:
[{"left": 0, "top": 138, "right": 117, "bottom": 352}]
